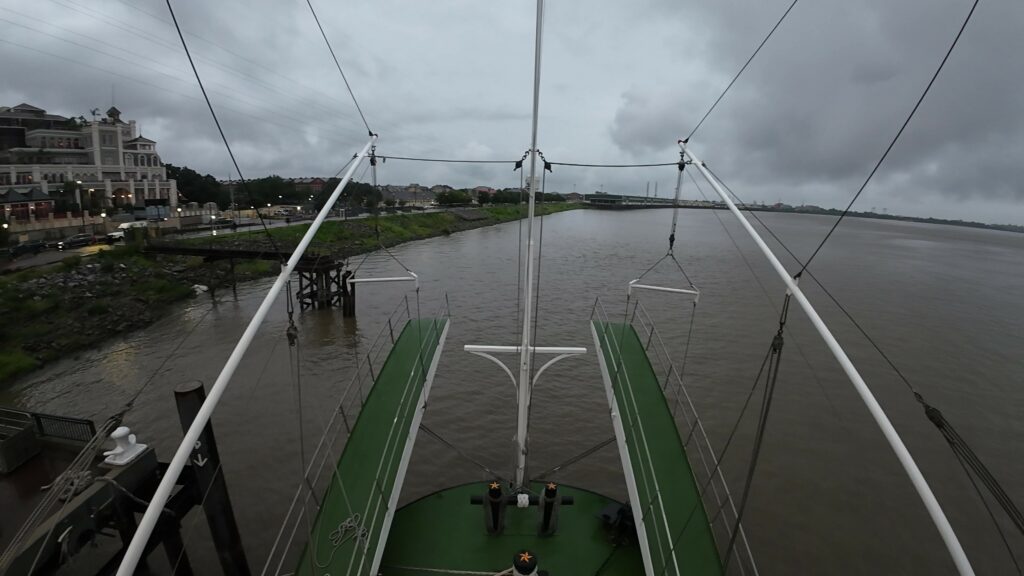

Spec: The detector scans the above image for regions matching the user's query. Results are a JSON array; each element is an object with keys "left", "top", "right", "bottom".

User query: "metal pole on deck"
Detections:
[{"left": 174, "top": 382, "right": 251, "bottom": 576}]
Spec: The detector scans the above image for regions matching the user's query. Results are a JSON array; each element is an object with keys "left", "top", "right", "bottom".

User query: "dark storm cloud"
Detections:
[
  {"left": 608, "top": 0, "right": 1024, "bottom": 221},
  {"left": 2, "top": 0, "right": 1021, "bottom": 222}
]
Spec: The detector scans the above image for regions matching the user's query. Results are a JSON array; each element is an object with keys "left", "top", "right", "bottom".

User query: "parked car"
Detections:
[
  {"left": 213, "top": 217, "right": 235, "bottom": 226},
  {"left": 8, "top": 239, "right": 47, "bottom": 258},
  {"left": 107, "top": 221, "right": 148, "bottom": 243},
  {"left": 57, "top": 233, "right": 95, "bottom": 250}
]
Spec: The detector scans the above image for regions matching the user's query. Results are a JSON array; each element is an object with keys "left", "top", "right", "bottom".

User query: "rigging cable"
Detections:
[
  {"left": 669, "top": 155, "right": 685, "bottom": 253},
  {"left": 656, "top": 298, "right": 788, "bottom": 576},
  {"left": 419, "top": 424, "right": 510, "bottom": 485},
  {"left": 796, "top": 0, "right": 980, "bottom": 276},
  {"left": 687, "top": 0, "right": 799, "bottom": 140},
  {"left": 164, "top": 0, "right": 283, "bottom": 262},
  {"left": 514, "top": 149, "right": 530, "bottom": 345},
  {"left": 688, "top": 168, "right": 843, "bottom": 422},
  {"left": 525, "top": 152, "right": 554, "bottom": 478},
  {"left": 533, "top": 437, "right": 617, "bottom": 480},
  {"left": 303, "top": 0, "right": 373, "bottom": 135},
  {"left": 380, "top": 155, "right": 519, "bottom": 164},
  {"left": 548, "top": 160, "right": 678, "bottom": 168},
  {"left": 702, "top": 164, "right": 1024, "bottom": 564},
  {"left": 720, "top": 294, "right": 789, "bottom": 573}
]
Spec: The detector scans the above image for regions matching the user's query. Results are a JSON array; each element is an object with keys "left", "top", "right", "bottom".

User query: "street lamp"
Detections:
[{"left": 75, "top": 180, "right": 86, "bottom": 230}]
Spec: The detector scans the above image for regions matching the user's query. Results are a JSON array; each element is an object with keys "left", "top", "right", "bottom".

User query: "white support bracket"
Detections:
[
  {"left": 348, "top": 271, "right": 419, "bottom": 290},
  {"left": 463, "top": 345, "right": 587, "bottom": 391},
  {"left": 627, "top": 279, "right": 700, "bottom": 303}
]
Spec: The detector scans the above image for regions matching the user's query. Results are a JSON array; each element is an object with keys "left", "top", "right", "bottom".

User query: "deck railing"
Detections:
[
  {"left": 0, "top": 407, "right": 96, "bottom": 443},
  {"left": 261, "top": 293, "right": 451, "bottom": 576},
  {"left": 591, "top": 296, "right": 758, "bottom": 576}
]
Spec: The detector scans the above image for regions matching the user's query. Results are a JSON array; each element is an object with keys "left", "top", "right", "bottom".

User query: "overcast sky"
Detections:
[{"left": 2, "top": 0, "right": 1022, "bottom": 224}]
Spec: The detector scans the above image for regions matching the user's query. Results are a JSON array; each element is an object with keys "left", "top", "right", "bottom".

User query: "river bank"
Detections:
[
  {"left": 188, "top": 203, "right": 580, "bottom": 255},
  {"left": 0, "top": 204, "right": 581, "bottom": 385}
]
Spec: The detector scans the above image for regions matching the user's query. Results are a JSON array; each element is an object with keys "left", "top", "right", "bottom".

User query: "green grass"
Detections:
[
  {"left": 86, "top": 302, "right": 110, "bottom": 316},
  {"left": 192, "top": 204, "right": 583, "bottom": 252},
  {"left": 0, "top": 266, "right": 51, "bottom": 286},
  {"left": 60, "top": 255, "right": 82, "bottom": 269},
  {"left": 135, "top": 278, "right": 193, "bottom": 304},
  {"left": 483, "top": 202, "right": 580, "bottom": 220},
  {"left": 22, "top": 296, "right": 60, "bottom": 315},
  {"left": 234, "top": 259, "right": 276, "bottom": 276},
  {"left": 0, "top": 349, "right": 39, "bottom": 382}
]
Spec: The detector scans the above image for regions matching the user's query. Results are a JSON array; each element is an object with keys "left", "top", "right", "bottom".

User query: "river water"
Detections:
[{"left": 3, "top": 209, "right": 1022, "bottom": 574}]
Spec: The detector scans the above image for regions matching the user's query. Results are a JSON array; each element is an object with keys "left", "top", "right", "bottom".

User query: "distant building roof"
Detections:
[
  {"left": 126, "top": 135, "right": 156, "bottom": 144},
  {"left": 13, "top": 103, "right": 45, "bottom": 113},
  {"left": 1, "top": 188, "right": 27, "bottom": 204},
  {"left": 24, "top": 187, "right": 51, "bottom": 201}
]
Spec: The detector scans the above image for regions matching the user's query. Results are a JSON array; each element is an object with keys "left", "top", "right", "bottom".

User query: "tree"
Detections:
[
  {"left": 245, "top": 175, "right": 295, "bottom": 207},
  {"left": 436, "top": 190, "right": 472, "bottom": 206},
  {"left": 384, "top": 198, "right": 396, "bottom": 208},
  {"left": 477, "top": 190, "right": 491, "bottom": 205},
  {"left": 165, "top": 164, "right": 226, "bottom": 208},
  {"left": 491, "top": 190, "right": 523, "bottom": 204},
  {"left": 398, "top": 199, "right": 407, "bottom": 208}
]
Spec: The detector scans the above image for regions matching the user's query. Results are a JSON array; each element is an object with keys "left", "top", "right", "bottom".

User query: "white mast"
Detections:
[
  {"left": 515, "top": 0, "right": 546, "bottom": 490},
  {"left": 680, "top": 141, "right": 975, "bottom": 576}
]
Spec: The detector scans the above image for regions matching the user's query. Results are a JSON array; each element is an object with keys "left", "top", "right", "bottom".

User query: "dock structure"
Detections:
[{"left": 144, "top": 242, "right": 356, "bottom": 312}]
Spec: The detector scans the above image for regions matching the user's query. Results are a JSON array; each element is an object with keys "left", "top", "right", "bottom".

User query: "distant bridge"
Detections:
[{"left": 584, "top": 194, "right": 725, "bottom": 210}]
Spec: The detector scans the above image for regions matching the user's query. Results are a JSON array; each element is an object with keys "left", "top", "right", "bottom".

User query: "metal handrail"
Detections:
[
  {"left": 630, "top": 300, "right": 757, "bottom": 575},
  {"left": 591, "top": 296, "right": 758, "bottom": 575},
  {"left": 263, "top": 294, "right": 451, "bottom": 575},
  {"left": 592, "top": 300, "right": 681, "bottom": 575}
]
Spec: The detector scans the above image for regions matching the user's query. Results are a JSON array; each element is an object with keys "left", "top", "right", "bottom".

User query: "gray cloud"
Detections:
[{"left": 2, "top": 0, "right": 1021, "bottom": 223}]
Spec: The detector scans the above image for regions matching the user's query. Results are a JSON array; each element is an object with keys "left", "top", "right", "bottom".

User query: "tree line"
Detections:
[
  {"left": 165, "top": 164, "right": 564, "bottom": 211},
  {"left": 437, "top": 189, "right": 565, "bottom": 206}
]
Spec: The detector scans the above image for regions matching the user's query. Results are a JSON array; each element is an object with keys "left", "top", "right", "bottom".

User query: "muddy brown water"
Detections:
[{"left": 3, "top": 209, "right": 1022, "bottom": 574}]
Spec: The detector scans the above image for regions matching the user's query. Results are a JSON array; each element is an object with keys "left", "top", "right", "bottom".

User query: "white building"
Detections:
[{"left": 0, "top": 103, "right": 177, "bottom": 218}]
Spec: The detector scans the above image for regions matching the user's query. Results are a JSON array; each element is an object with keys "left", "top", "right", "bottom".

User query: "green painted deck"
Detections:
[
  {"left": 592, "top": 321, "right": 722, "bottom": 576},
  {"left": 380, "top": 482, "right": 644, "bottom": 575},
  {"left": 296, "top": 318, "right": 448, "bottom": 576}
]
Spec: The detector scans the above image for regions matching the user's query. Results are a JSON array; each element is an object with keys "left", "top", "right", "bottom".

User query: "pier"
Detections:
[{"left": 144, "top": 242, "right": 356, "bottom": 313}]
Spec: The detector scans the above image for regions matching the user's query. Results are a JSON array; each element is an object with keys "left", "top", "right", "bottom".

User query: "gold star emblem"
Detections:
[
  {"left": 546, "top": 482, "right": 557, "bottom": 491},
  {"left": 489, "top": 481, "right": 500, "bottom": 490},
  {"left": 518, "top": 551, "right": 533, "bottom": 563}
]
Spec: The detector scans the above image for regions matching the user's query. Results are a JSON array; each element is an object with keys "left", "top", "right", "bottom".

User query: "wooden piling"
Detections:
[{"left": 174, "top": 382, "right": 251, "bottom": 576}]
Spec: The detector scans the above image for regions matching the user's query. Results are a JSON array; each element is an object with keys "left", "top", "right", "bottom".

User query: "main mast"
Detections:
[{"left": 515, "top": 0, "right": 546, "bottom": 489}]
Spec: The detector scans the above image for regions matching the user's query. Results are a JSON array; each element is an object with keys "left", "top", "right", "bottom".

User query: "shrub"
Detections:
[
  {"left": 61, "top": 255, "right": 82, "bottom": 269},
  {"left": 86, "top": 302, "right": 110, "bottom": 316},
  {"left": 0, "top": 349, "right": 39, "bottom": 382}
]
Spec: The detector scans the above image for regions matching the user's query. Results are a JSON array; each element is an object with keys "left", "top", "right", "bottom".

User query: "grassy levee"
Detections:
[{"left": 0, "top": 204, "right": 583, "bottom": 385}]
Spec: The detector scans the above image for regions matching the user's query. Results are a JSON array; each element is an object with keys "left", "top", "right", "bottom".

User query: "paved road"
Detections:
[
  {"left": 1, "top": 243, "right": 112, "bottom": 273},
  {"left": 2, "top": 209, "right": 444, "bottom": 272}
]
